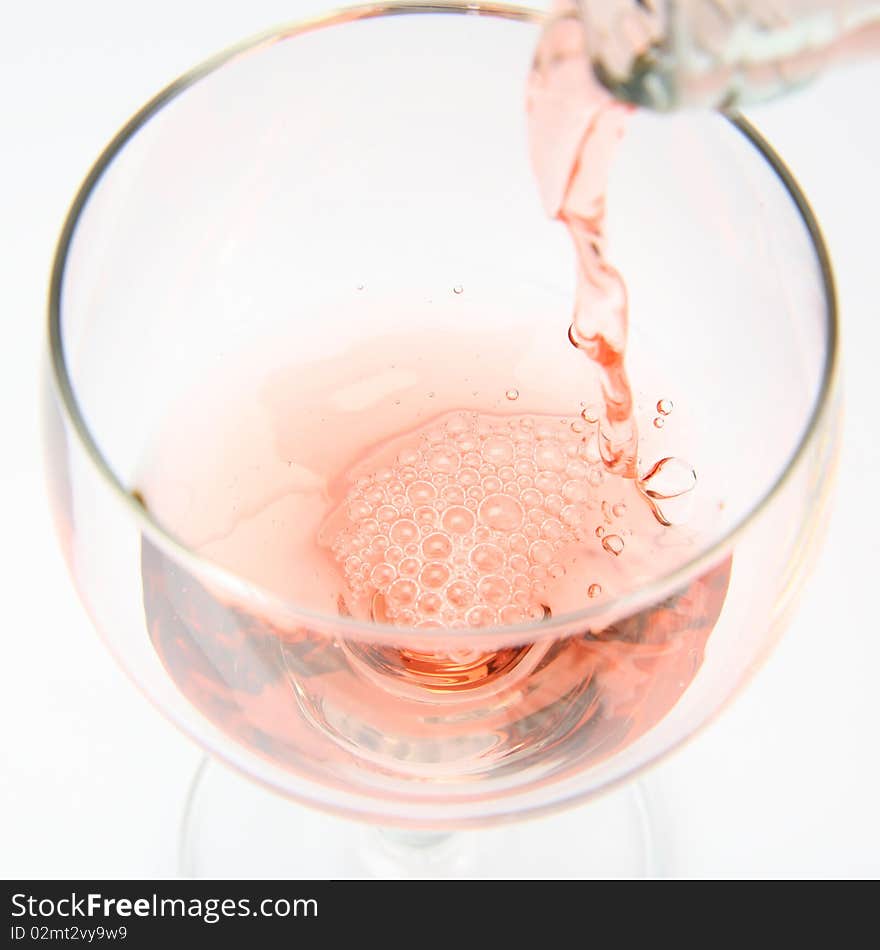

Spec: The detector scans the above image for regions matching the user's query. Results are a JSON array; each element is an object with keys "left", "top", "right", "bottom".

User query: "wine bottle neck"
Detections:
[{"left": 575, "top": 0, "right": 880, "bottom": 110}]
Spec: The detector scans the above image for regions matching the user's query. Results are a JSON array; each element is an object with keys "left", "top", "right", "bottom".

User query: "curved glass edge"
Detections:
[{"left": 46, "top": 1, "right": 840, "bottom": 651}]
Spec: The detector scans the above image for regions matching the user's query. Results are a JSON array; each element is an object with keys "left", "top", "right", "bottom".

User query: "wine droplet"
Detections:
[
  {"left": 587, "top": 583, "right": 602, "bottom": 598},
  {"left": 656, "top": 398, "right": 673, "bottom": 416},
  {"left": 639, "top": 457, "right": 697, "bottom": 526},
  {"left": 506, "top": 389, "right": 519, "bottom": 401},
  {"left": 653, "top": 417, "right": 664, "bottom": 429},
  {"left": 602, "top": 534, "right": 624, "bottom": 556},
  {"left": 581, "top": 405, "right": 599, "bottom": 425},
  {"left": 453, "top": 285, "right": 464, "bottom": 295}
]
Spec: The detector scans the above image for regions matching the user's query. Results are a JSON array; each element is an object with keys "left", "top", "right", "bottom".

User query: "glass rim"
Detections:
[{"left": 47, "top": 0, "right": 840, "bottom": 646}]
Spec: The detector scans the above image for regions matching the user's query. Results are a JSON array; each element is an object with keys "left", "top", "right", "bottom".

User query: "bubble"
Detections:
[
  {"left": 442, "top": 505, "right": 475, "bottom": 535},
  {"left": 657, "top": 399, "right": 673, "bottom": 416},
  {"left": 482, "top": 475, "right": 503, "bottom": 493},
  {"left": 535, "top": 443, "right": 566, "bottom": 472},
  {"left": 602, "top": 534, "right": 624, "bottom": 556},
  {"left": 562, "top": 479, "right": 589, "bottom": 503},
  {"left": 595, "top": 526, "right": 605, "bottom": 538},
  {"left": 422, "top": 532, "right": 452, "bottom": 559},
  {"left": 442, "top": 484, "right": 466, "bottom": 505},
  {"left": 544, "top": 494, "right": 564, "bottom": 516},
  {"left": 639, "top": 457, "right": 697, "bottom": 499},
  {"left": 388, "top": 578, "right": 418, "bottom": 607},
  {"left": 413, "top": 506, "right": 437, "bottom": 527},
  {"left": 348, "top": 500, "right": 371, "bottom": 521},
  {"left": 365, "top": 486, "right": 385, "bottom": 505},
  {"left": 478, "top": 575, "right": 512, "bottom": 606},
  {"left": 376, "top": 505, "right": 398, "bottom": 524},
  {"left": 521, "top": 488, "right": 543, "bottom": 509},
  {"left": 470, "top": 543, "right": 505, "bottom": 573},
  {"left": 612, "top": 502, "right": 626, "bottom": 517},
  {"left": 446, "top": 580, "right": 475, "bottom": 608},
  {"left": 466, "top": 605, "right": 497, "bottom": 628},
  {"left": 561, "top": 503, "right": 589, "bottom": 527},
  {"left": 509, "top": 533, "right": 529, "bottom": 554},
  {"left": 407, "top": 481, "right": 437, "bottom": 505},
  {"left": 384, "top": 546, "right": 403, "bottom": 565},
  {"left": 399, "top": 557, "right": 421, "bottom": 576},
  {"left": 428, "top": 447, "right": 460, "bottom": 474},
  {"left": 527, "top": 602, "right": 551, "bottom": 621},
  {"left": 541, "top": 518, "right": 564, "bottom": 541},
  {"left": 548, "top": 563, "right": 566, "bottom": 580},
  {"left": 420, "top": 562, "right": 450, "bottom": 589},
  {"left": 483, "top": 437, "right": 515, "bottom": 465},
  {"left": 478, "top": 493, "right": 525, "bottom": 532},
  {"left": 639, "top": 456, "right": 697, "bottom": 526},
  {"left": 530, "top": 540, "right": 553, "bottom": 565},
  {"left": 459, "top": 467, "right": 481, "bottom": 487},
  {"left": 506, "top": 389, "right": 519, "bottom": 401},
  {"left": 389, "top": 519, "right": 419, "bottom": 545},
  {"left": 588, "top": 583, "right": 602, "bottom": 598},
  {"left": 418, "top": 593, "right": 443, "bottom": 615},
  {"left": 453, "top": 285, "right": 464, "bottom": 295},
  {"left": 534, "top": 471, "right": 562, "bottom": 493},
  {"left": 509, "top": 554, "right": 530, "bottom": 574},
  {"left": 370, "top": 563, "right": 396, "bottom": 587}
]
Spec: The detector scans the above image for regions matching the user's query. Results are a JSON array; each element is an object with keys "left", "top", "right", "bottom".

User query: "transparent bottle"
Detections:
[{"left": 576, "top": 0, "right": 880, "bottom": 109}]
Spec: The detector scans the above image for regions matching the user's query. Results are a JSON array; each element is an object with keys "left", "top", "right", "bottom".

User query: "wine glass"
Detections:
[{"left": 43, "top": 1, "right": 839, "bottom": 879}]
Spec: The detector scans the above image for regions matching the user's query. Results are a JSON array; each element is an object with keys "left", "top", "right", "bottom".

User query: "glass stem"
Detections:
[{"left": 359, "top": 827, "right": 475, "bottom": 879}]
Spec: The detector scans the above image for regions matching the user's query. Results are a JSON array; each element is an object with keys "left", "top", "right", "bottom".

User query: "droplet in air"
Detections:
[
  {"left": 581, "top": 405, "right": 599, "bottom": 425},
  {"left": 639, "top": 456, "right": 697, "bottom": 526},
  {"left": 506, "top": 389, "right": 519, "bottom": 401},
  {"left": 453, "top": 285, "right": 464, "bottom": 295},
  {"left": 602, "top": 534, "right": 624, "bottom": 556},
  {"left": 356, "top": 283, "right": 365, "bottom": 291},
  {"left": 653, "top": 417, "right": 665, "bottom": 429},
  {"left": 656, "top": 399, "right": 673, "bottom": 416}
]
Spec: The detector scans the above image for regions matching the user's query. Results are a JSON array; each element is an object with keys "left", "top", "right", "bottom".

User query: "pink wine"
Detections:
[
  {"left": 136, "top": 326, "right": 728, "bottom": 782},
  {"left": 134, "top": 2, "right": 730, "bottom": 789}
]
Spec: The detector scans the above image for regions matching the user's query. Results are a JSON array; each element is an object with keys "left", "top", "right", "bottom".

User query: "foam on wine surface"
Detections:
[{"left": 329, "top": 410, "right": 635, "bottom": 628}]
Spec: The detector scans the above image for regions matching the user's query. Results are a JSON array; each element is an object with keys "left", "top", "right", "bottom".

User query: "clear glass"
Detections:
[{"left": 44, "top": 2, "right": 839, "bottom": 877}]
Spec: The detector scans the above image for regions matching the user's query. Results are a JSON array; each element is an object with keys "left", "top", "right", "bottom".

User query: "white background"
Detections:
[{"left": 1, "top": 0, "right": 877, "bottom": 879}]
